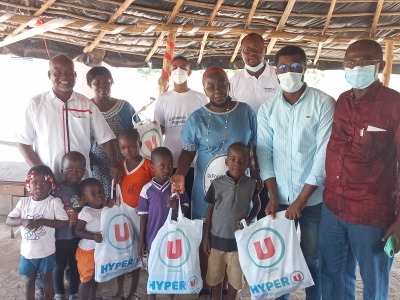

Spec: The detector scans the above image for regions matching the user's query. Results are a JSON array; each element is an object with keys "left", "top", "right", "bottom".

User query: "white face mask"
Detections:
[
  {"left": 171, "top": 67, "right": 188, "bottom": 84},
  {"left": 277, "top": 72, "right": 304, "bottom": 93},
  {"left": 345, "top": 65, "right": 378, "bottom": 89},
  {"left": 245, "top": 61, "right": 265, "bottom": 73}
]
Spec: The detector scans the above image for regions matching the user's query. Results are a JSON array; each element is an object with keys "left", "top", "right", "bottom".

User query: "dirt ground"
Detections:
[{"left": 1, "top": 216, "right": 400, "bottom": 300}]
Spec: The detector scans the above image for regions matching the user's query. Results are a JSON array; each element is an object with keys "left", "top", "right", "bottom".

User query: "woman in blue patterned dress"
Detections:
[{"left": 87, "top": 67, "right": 140, "bottom": 198}]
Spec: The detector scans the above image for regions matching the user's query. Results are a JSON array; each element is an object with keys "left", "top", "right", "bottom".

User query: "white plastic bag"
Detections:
[
  {"left": 133, "top": 118, "right": 163, "bottom": 159},
  {"left": 234, "top": 211, "right": 314, "bottom": 299},
  {"left": 94, "top": 184, "right": 142, "bottom": 282},
  {"left": 147, "top": 199, "right": 203, "bottom": 294}
]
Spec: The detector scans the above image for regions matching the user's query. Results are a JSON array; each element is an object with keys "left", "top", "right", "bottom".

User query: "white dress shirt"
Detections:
[
  {"left": 229, "top": 63, "right": 281, "bottom": 113},
  {"left": 15, "top": 90, "right": 116, "bottom": 181}
]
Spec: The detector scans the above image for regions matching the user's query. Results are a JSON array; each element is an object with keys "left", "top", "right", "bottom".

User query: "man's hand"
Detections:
[
  {"left": 382, "top": 222, "right": 400, "bottom": 253},
  {"left": 265, "top": 197, "right": 279, "bottom": 219},
  {"left": 203, "top": 235, "right": 211, "bottom": 256},
  {"left": 171, "top": 174, "right": 185, "bottom": 194},
  {"left": 94, "top": 231, "right": 103, "bottom": 243},
  {"left": 110, "top": 163, "right": 123, "bottom": 184},
  {"left": 24, "top": 219, "right": 43, "bottom": 231},
  {"left": 250, "top": 169, "right": 263, "bottom": 194},
  {"left": 285, "top": 198, "right": 307, "bottom": 220}
]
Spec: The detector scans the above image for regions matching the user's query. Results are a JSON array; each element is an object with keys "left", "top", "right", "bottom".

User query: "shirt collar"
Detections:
[
  {"left": 225, "top": 171, "right": 246, "bottom": 185},
  {"left": 243, "top": 61, "right": 270, "bottom": 79},
  {"left": 151, "top": 178, "right": 171, "bottom": 192},
  {"left": 348, "top": 80, "right": 382, "bottom": 102},
  {"left": 279, "top": 83, "right": 309, "bottom": 107},
  {"left": 49, "top": 89, "right": 77, "bottom": 104}
]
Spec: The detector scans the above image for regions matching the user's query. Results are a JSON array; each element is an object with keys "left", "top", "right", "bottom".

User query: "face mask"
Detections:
[
  {"left": 171, "top": 67, "right": 188, "bottom": 84},
  {"left": 245, "top": 61, "right": 264, "bottom": 73},
  {"left": 277, "top": 72, "right": 304, "bottom": 93},
  {"left": 345, "top": 65, "right": 378, "bottom": 89}
]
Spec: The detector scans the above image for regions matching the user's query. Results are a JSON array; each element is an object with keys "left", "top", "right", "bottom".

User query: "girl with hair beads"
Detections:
[
  {"left": 7, "top": 165, "right": 69, "bottom": 300},
  {"left": 74, "top": 178, "right": 114, "bottom": 300}
]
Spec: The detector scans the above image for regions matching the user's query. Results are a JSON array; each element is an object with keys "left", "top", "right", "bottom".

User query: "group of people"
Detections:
[{"left": 5, "top": 31, "right": 400, "bottom": 300}]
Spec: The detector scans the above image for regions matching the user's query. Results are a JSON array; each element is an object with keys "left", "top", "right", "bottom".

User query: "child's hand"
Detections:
[
  {"left": 203, "top": 235, "right": 211, "bottom": 256},
  {"left": 237, "top": 218, "right": 250, "bottom": 230},
  {"left": 94, "top": 231, "right": 103, "bottom": 243},
  {"left": 138, "top": 242, "right": 146, "bottom": 257},
  {"left": 24, "top": 219, "right": 43, "bottom": 231},
  {"left": 106, "top": 198, "right": 116, "bottom": 208},
  {"left": 168, "top": 194, "right": 178, "bottom": 210}
]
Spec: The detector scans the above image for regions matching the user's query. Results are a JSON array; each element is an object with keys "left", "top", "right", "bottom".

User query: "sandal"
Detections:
[
  {"left": 222, "top": 289, "right": 228, "bottom": 300},
  {"left": 126, "top": 293, "right": 140, "bottom": 300},
  {"left": 199, "top": 288, "right": 212, "bottom": 300}
]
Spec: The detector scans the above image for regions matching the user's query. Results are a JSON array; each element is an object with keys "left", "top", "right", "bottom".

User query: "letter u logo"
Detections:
[
  {"left": 293, "top": 274, "right": 302, "bottom": 282},
  {"left": 114, "top": 223, "right": 130, "bottom": 242},
  {"left": 166, "top": 239, "right": 182, "bottom": 259},
  {"left": 144, "top": 135, "right": 158, "bottom": 152},
  {"left": 254, "top": 237, "right": 275, "bottom": 260}
]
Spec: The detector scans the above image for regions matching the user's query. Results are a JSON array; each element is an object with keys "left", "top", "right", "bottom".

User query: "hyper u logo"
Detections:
[
  {"left": 247, "top": 228, "right": 285, "bottom": 268},
  {"left": 158, "top": 230, "right": 190, "bottom": 268},
  {"left": 106, "top": 213, "right": 135, "bottom": 250},
  {"left": 141, "top": 128, "right": 162, "bottom": 157},
  {"left": 290, "top": 271, "right": 305, "bottom": 284}
]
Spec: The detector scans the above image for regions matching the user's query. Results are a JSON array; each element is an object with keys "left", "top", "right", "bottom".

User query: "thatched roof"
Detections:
[{"left": 0, "top": 0, "right": 400, "bottom": 73}]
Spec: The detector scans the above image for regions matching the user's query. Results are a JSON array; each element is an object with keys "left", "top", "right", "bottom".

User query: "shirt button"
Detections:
[
  {"left": 339, "top": 156, "right": 342, "bottom": 159},
  {"left": 347, "top": 138, "right": 351, "bottom": 142},
  {"left": 336, "top": 175, "right": 340, "bottom": 179}
]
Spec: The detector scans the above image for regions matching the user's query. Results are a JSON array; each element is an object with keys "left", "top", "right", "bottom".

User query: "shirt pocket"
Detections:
[
  {"left": 359, "top": 129, "right": 391, "bottom": 160},
  {"left": 69, "top": 115, "right": 89, "bottom": 140}
]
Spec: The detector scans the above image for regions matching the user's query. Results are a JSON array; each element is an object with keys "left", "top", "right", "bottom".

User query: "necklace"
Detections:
[{"left": 206, "top": 103, "right": 230, "bottom": 157}]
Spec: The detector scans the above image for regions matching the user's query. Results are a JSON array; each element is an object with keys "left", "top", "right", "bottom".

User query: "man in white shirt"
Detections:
[
  {"left": 154, "top": 56, "right": 208, "bottom": 216},
  {"left": 229, "top": 33, "right": 281, "bottom": 218},
  {"left": 16, "top": 54, "right": 122, "bottom": 182}
]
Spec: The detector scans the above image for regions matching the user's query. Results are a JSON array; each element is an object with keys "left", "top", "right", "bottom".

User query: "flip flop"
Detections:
[
  {"left": 199, "top": 288, "right": 212, "bottom": 300},
  {"left": 126, "top": 293, "right": 140, "bottom": 300}
]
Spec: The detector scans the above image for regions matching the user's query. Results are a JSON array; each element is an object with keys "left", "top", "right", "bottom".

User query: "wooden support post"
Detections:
[
  {"left": 158, "top": 31, "right": 177, "bottom": 94},
  {"left": 382, "top": 40, "right": 394, "bottom": 87},
  {"left": 370, "top": 0, "right": 385, "bottom": 37}
]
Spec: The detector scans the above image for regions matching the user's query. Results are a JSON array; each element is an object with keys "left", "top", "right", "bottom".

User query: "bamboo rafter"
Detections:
[
  {"left": 145, "top": 0, "right": 186, "bottom": 62},
  {"left": 370, "top": 0, "right": 385, "bottom": 37},
  {"left": 266, "top": 0, "right": 297, "bottom": 55},
  {"left": 197, "top": 0, "right": 225, "bottom": 64},
  {"left": 83, "top": 0, "right": 135, "bottom": 53},
  {"left": 314, "top": 0, "right": 337, "bottom": 65},
  {"left": 230, "top": 0, "right": 260, "bottom": 63}
]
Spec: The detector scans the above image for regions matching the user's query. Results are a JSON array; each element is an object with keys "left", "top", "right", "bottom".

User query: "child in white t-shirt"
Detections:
[
  {"left": 74, "top": 178, "right": 114, "bottom": 300},
  {"left": 7, "top": 165, "right": 69, "bottom": 300}
]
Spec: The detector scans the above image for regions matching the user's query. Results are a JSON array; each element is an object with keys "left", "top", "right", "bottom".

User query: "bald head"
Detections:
[
  {"left": 49, "top": 54, "right": 74, "bottom": 69},
  {"left": 346, "top": 39, "right": 383, "bottom": 61},
  {"left": 48, "top": 54, "right": 76, "bottom": 100},
  {"left": 241, "top": 33, "right": 264, "bottom": 46}
]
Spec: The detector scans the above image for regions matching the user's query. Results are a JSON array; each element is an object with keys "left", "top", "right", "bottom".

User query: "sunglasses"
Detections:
[{"left": 278, "top": 62, "right": 303, "bottom": 74}]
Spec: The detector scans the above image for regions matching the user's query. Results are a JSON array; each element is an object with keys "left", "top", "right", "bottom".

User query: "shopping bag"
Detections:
[
  {"left": 234, "top": 211, "right": 314, "bottom": 299},
  {"left": 133, "top": 117, "right": 163, "bottom": 159},
  {"left": 147, "top": 198, "right": 203, "bottom": 294},
  {"left": 94, "top": 184, "right": 142, "bottom": 282}
]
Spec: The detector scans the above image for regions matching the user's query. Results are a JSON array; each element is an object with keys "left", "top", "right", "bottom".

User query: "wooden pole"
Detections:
[
  {"left": 158, "top": 31, "right": 177, "bottom": 94},
  {"left": 382, "top": 41, "right": 394, "bottom": 87},
  {"left": 370, "top": 0, "right": 385, "bottom": 37}
]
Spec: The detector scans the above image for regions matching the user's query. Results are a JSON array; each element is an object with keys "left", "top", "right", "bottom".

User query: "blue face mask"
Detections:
[{"left": 345, "top": 65, "right": 378, "bottom": 89}]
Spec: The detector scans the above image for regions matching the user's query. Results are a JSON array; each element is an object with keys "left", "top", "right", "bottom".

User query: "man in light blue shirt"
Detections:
[{"left": 257, "top": 45, "right": 336, "bottom": 300}]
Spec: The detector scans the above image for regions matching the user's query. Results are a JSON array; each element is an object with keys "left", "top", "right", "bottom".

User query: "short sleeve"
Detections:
[
  {"left": 179, "top": 191, "right": 190, "bottom": 207},
  {"left": 203, "top": 183, "right": 216, "bottom": 204},
  {"left": 78, "top": 207, "right": 93, "bottom": 223},
  {"left": 180, "top": 112, "right": 199, "bottom": 151},
  {"left": 53, "top": 197, "right": 69, "bottom": 221},
  {"left": 153, "top": 95, "right": 165, "bottom": 127},
  {"left": 89, "top": 102, "right": 116, "bottom": 144},
  {"left": 15, "top": 102, "right": 35, "bottom": 145},
  {"left": 137, "top": 184, "right": 150, "bottom": 214},
  {"left": 8, "top": 197, "right": 25, "bottom": 218}
]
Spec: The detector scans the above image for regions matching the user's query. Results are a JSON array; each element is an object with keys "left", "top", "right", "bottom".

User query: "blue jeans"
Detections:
[
  {"left": 276, "top": 203, "right": 322, "bottom": 300},
  {"left": 319, "top": 203, "right": 393, "bottom": 300}
]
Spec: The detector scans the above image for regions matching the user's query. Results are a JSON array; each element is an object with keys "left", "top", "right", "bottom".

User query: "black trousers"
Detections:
[{"left": 256, "top": 186, "right": 270, "bottom": 219}]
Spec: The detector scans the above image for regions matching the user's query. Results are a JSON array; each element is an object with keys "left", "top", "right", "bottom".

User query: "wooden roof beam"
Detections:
[
  {"left": 4, "top": 0, "right": 56, "bottom": 41},
  {"left": 370, "top": 0, "right": 385, "bottom": 37},
  {"left": 266, "top": 0, "right": 297, "bottom": 55},
  {"left": 145, "top": 0, "right": 186, "bottom": 62},
  {"left": 314, "top": 0, "right": 337, "bottom": 65},
  {"left": 197, "top": 0, "right": 225, "bottom": 64},
  {"left": 83, "top": 0, "right": 136, "bottom": 53},
  {"left": 230, "top": 0, "right": 260, "bottom": 62}
]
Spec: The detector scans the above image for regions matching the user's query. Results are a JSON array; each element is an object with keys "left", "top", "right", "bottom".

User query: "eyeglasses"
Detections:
[
  {"left": 278, "top": 62, "right": 303, "bottom": 74},
  {"left": 343, "top": 60, "right": 381, "bottom": 68},
  {"left": 205, "top": 82, "right": 229, "bottom": 92},
  {"left": 240, "top": 46, "right": 265, "bottom": 54}
]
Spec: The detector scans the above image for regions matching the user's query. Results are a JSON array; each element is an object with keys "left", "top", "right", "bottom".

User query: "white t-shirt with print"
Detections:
[
  {"left": 153, "top": 89, "right": 208, "bottom": 167},
  {"left": 8, "top": 195, "right": 68, "bottom": 259},
  {"left": 77, "top": 206, "right": 103, "bottom": 250}
]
